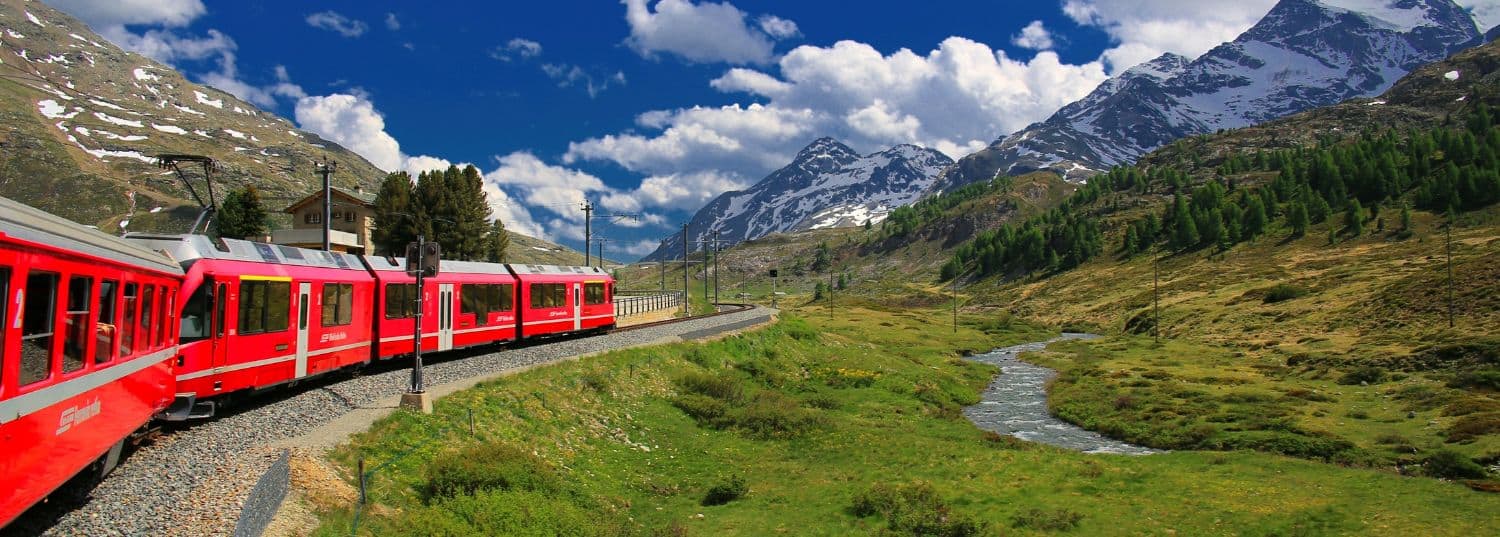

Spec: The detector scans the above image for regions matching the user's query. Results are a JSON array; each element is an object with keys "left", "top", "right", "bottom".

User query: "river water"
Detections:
[{"left": 962, "top": 333, "right": 1159, "bottom": 455}]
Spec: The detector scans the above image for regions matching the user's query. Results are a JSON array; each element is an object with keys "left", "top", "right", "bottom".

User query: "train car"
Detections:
[
  {"left": 509, "top": 264, "right": 615, "bottom": 339},
  {"left": 361, "top": 257, "right": 518, "bottom": 359},
  {"left": 124, "top": 234, "right": 374, "bottom": 416},
  {"left": 0, "top": 197, "right": 183, "bottom": 528}
]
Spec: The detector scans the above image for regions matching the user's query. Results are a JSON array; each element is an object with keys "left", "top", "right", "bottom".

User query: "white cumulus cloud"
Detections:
[
  {"left": 622, "top": 0, "right": 793, "bottom": 65},
  {"left": 492, "top": 37, "right": 543, "bottom": 61},
  {"left": 306, "top": 10, "right": 368, "bottom": 38},
  {"left": 1012, "top": 20, "right": 1054, "bottom": 50}
]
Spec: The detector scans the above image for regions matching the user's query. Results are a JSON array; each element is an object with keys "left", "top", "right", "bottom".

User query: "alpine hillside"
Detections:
[
  {"left": 932, "top": 0, "right": 1484, "bottom": 191},
  {"left": 643, "top": 137, "right": 951, "bottom": 261}
]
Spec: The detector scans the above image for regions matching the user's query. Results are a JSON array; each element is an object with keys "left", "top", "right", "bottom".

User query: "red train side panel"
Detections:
[
  {"left": 361, "top": 257, "right": 517, "bottom": 359},
  {"left": 509, "top": 264, "right": 614, "bottom": 339},
  {"left": 0, "top": 197, "right": 182, "bottom": 529},
  {"left": 123, "top": 235, "right": 374, "bottom": 407}
]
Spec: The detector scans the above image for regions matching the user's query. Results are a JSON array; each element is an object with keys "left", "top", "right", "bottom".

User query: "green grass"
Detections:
[{"left": 311, "top": 306, "right": 1499, "bottom": 536}]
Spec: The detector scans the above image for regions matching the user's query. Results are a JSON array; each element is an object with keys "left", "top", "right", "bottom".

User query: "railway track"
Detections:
[{"left": 4, "top": 305, "right": 772, "bottom": 537}]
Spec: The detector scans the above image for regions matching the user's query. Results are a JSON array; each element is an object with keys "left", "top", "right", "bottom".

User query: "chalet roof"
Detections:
[{"left": 282, "top": 187, "right": 376, "bottom": 214}]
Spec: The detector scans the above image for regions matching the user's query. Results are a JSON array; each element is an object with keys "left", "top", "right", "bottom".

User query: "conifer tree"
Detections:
[
  {"left": 1243, "top": 196, "right": 1268, "bottom": 239},
  {"left": 484, "top": 218, "right": 509, "bottom": 263},
  {"left": 373, "top": 172, "right": 418, "bottom": 255},
  {"left": 1346, "top": 199, "right": 1365, "bottom": 237},
  {"left": 1400, "top": 203, "right": 1412, "bottom": 231},
  {"left": 1286, "top": 201, "right": 1309, "bottom": 237},
  {"left": 215, "top": 185, "right": 268, "bottom": 240}
]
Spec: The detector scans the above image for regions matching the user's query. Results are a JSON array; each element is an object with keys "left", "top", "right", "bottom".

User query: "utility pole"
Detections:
[
  {"left": 828, "top": 268, "right": 834, "bottom": 320},
  {"left": 315, "top": 158, "right": 337, "bottom": 251},
  {"left": 581, "top": 199, "right": 638, "bottom": 268},
  {"left": 681, "top": 223, "right": 689, "bottom": 316},
  {"left": 713, "top": 230, "right": 720, "bottom": 305},
  {"left": 952, "top": 269, "right": 958, "bottom": 333}
]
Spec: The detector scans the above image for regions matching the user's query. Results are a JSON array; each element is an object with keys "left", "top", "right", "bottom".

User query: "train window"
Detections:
[
  {"left": 554, "top": 284, "right": 568, "bottom": 308},
  {"left": 62, "top": 276, "right": 93, "bottom": 373},
  {"left": 180, "top": 284, "right": 212, "bottom": 343},
  {"left": 460, "top": 285, "right": 482, "bottom": 316},
  {"left": 528, "top": 283, "right": 568, "bottom": 309},
  {"left": 157, "top": 288, "right": 171, "bottom": 346},
  {"left": 584, "top": 283, "right": 606, "bottom": 305},
  {"left": 20, "top": 272, "right": 59, "bottom": 386},
  {"left": 140, "top": 284, "right": 156, "bottom": 350},
  {"left": 121, "top": 283, "right": 138, "bottom": 357},
  {"left": 0, "top": 267, "right": 8, "bottom": 387},
  {"left": 239, "top": 280, "right": 291, "bottom": 335},
  {"left": 384, "top": 283, "right": 418, "bottom": 319},
  {"left": 496, "top": 284, "right": 514, "bottom": 312},
  {"left": 96, "top": 280, "right": 118, "bottom": 363},
  {"left": 321, "top": 283, "right": 354, "bottom": 326},
  {"left": 0, "top": 267, "right": 7, "bottom": 388}
]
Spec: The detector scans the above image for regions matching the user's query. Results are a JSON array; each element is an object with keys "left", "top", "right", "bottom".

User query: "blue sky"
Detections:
[{"left": 42, "top": 0, "right": 1500, "bottom": 259}]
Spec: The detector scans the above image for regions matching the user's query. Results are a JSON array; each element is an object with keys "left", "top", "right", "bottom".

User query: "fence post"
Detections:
[
  {"left": 357, "top": 458, "right": 367, "bottom": 505},
  {"left": 468, "top": 408, "right": 475, "bottom": 436}
]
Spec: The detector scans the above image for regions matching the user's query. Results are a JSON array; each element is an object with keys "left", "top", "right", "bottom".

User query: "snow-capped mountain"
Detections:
[
  {"left": 644, "top": 138, "right": 951, "bottom": 261},
  {"left": 932, "top": 0, "right": 1482, "bottom": 191}
]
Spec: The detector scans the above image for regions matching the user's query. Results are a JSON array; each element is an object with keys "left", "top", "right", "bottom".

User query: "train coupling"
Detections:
[{"left": 160, "top": 393, "right": 216, "bottom": 421}]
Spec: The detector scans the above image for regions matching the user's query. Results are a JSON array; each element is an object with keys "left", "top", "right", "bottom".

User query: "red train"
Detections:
[{"left": 0, "top": 196, "right": 616, "bottom": 528}]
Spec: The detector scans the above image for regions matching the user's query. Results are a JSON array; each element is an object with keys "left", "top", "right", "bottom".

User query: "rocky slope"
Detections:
[
  {"left": 932, "top": 0, "right": 1482, "bottom": 190},
  {"left": 643, "top": 137, "right": 951, "bottom": 260}
]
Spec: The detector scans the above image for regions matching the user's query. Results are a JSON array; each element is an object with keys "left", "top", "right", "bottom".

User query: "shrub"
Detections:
[
  {"left": 801, "top": 392, "right": 840, "bottom": 410},
  {"left": 781, "top": 318, "right": 820, "bottom": 341},
  {"left": 851, "top": 481, "right": 985, "bottom": 537},
  {"left": 393, "top": 489, "right": 619, "bottom": 537},
  {"left": 1422, "top": 449, "right": 1488, "bottom": 479},
  {"left": 422, "top": 442, "right": 559, "bottom": 502},
  {"left": 820, "top": 367, "right": 880, "bottom": 389},
  {"left": 1011, "top": 507, "right": 1084, "bottom": 531},
  {"left": 732, "top": 391, "right": 823, "bottom": 439},
  {"left": 675, "top": 371, "right": 744, "bottom": 402},
  {"left": 701, "top": 474, "right": 748, "bottom": 506},
  {"left": 1262, "top": 283, "right": 1309, "bottom": 304},
  {"left": 672, "top": 394, "right": 728, "bottom": 423},
  {"left": 1282, "top": 388, "right": 1333, "bottom": 402},
  {"left": 578, "top": 371, "right": 608, "bottom": 393},
  {"left": 1445, "top": 412, "right": 1500, "bottom": 443},
  {"left": 1448, "top": 370, "right": 1500, "bottom": 391},
  {"left": 981, "top": 430, "right": 1035, "bottom": 450},
  {"left": 1337, "top": 366, "right": 1385, "bottom": 385}
]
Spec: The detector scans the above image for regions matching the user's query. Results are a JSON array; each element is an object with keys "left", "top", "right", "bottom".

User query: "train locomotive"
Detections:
[{"left": 0, "top": 196, "right": 615, "bottom": 528}]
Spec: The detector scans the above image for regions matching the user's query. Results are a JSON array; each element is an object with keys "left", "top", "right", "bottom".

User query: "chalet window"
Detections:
[
  {"left": 97, "top": 279, "right": 118, "bottom": 362},
  {"left": 305, "top": 212, "right": 322, "bottom": 225},
  {"left": 344, "top": 211, "right": 355, "bottom": 223},
  {"left": 62, "top": 276, "right": 93, "bottom": 372},
  {"left": 321, "top": 283, "right": 354, "bottom": 326},
  {"left": 584, "top": 282, "right": 607, "bottom": 305},
  {"left": 21, "top": 271, "right": 59, "bottom": 385},
  {"left": 239, "top": 280, "right": 291, "bottom": 335},
  {"left": 384, "top": 283, "right": 418, "bottom": 319}
]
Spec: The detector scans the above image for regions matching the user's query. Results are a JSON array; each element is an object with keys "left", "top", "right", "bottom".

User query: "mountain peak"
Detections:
[{"left": 795, "top": 137, "right": 857, "bottom": 160}]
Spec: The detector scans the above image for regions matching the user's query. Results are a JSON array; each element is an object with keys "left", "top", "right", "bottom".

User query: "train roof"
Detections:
[
  {"left": 361, "top": 256, "right": 513, "bottom": 276},
  {"left": 0, "top": 196, "right": 183, "bottom": 275},
  {"left": 124, "top": 233, "right": 367, "bottom": 271},
  {"left": 507, "top": 264, "right": 610, "bottom": 277}
]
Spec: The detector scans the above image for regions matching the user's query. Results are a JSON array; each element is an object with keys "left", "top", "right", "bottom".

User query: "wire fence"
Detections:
[{"left": 611, "top": 291, "right": 684, "bottom": 317}]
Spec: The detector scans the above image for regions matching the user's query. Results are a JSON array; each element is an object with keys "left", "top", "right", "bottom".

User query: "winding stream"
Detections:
[{"left": 962, "top": 333, "right": 1159, "bottom": 455}]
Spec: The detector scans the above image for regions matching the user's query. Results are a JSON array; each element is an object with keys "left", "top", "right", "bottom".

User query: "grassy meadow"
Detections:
[{"left": 309, "top": 304, "right": 1499, "bottom": 536}]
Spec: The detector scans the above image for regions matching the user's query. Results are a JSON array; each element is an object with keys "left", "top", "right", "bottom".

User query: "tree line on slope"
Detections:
[{"left": 934, "top": 103, "right": 1500, "bottom": 282}]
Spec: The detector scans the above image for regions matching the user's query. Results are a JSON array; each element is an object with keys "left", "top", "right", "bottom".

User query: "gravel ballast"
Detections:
[{"left": 9, "top": 308, "right": 772, "bottom": 537}]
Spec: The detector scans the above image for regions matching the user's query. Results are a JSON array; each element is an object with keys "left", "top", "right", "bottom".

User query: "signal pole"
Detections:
[
  {"left": 315, "top": 158, "right": 337, "bottom": 251},
  {"left": 1447, "top": 211, "right": 1455, "bottom": 328},
  {"left": 581, "top": 199, "right": 638, "bottom": 268}
]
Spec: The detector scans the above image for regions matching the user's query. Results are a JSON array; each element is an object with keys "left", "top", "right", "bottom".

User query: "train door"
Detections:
[
  {"left": 437, "top": 283, "right": 454, "bottom": 351},
  {"left": 210, "top": 279, "right": 229, "bottom": 391},
  {"left": 294, "top": 282, "right": 310, "bottom": 378},
  {"left": 572, "top": 282, "right": 582, "bottom": 331}
]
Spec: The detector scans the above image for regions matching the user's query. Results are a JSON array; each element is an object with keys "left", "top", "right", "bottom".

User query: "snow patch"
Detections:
[
  {"left": 37, "top": 99, "right": 77, "bottom": 119},
  {"left": 193, "top": 90, "right": 223, "bottom": 108},
  {"left": 133, "top": 67, "right": 159, "bottom": 82},
  {"left": 1444, "top": 70, "right": 1460, "bottom": 81},
  {"left": 89, "top": 98, "right": 127, "bottom": 111},
  {"left": 152, "top": 123, "right": 188, "bottom": 135},
  {"left": 24, "top": 11, "right": 41, "bottom": 26},
  {"left": 222, "top": 129, "right": 246, "bottom": 139},
  {"left": 5, "top": 29, "right": 23, "bottom": 39},
  {"left": 1367, "top": 100, "right": 1386, "bottom": 105},
  {"left": 174, "top": 104, "right": 205, "bottom": 116},
  {"left": 192, "top": 129, "right": 211, "bottom": 137},
  {"left": 94, "top": 112, "right": 144, "bottom": 128}
]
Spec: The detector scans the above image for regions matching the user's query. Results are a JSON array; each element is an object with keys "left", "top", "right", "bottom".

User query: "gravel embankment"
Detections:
[{"left": 8, "top": 308, "right": 772, "bottom": 537}]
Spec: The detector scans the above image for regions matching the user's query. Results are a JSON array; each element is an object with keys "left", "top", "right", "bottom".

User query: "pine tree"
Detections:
[
  {"left": 1172, "top": 196, "right": 1198, "bottom": 249},
  {"left": 1122, "top": 225, "right": 1139, "bottom": 254},
  {"left": 446, "top": 165, "right": 492, "bottom": 260},
  {"left": 1400, "top": 203, "right": 1412, "bottom": 231},
  {"left": 372, "top": 172, "right": 417, "bottom": 255},
  {"left": 214, "top": 185, "right": 268, "bottom": 240},
  {"left": 1243, "top": 196, "right": 1268, "bottom": 239},
  {"left": 1287, "top": 201, "right": 1309, "bottom": 237},
  {"left": 811, "top": 242, "right": 832, "bottom": 272},
  {"left": 483, "top": 218, "right": 509, "bottom": 263},
  {"left": 1346, "top": 199, "right": 1365, "bottom": 237}
]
